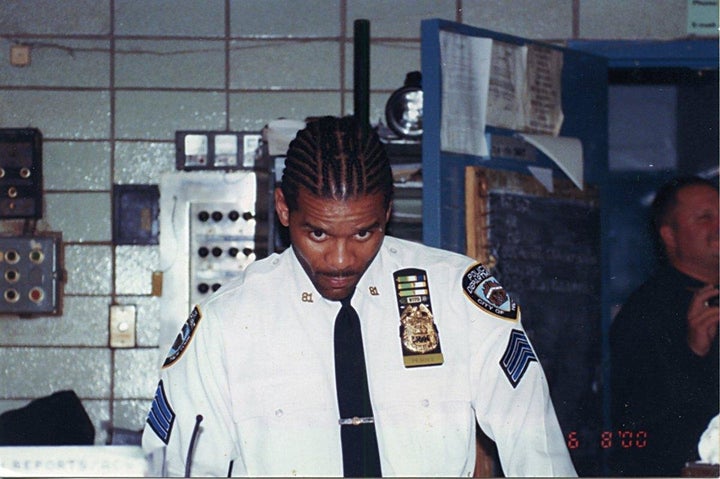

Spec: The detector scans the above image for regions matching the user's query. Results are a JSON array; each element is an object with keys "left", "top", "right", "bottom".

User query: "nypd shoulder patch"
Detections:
[
  {"left": 147, "top": 380, "right": 175, "bottom": 444},
  {"left": 500, "top": 329, "right": 537, "bottom": 388},
  {"left": 163, "top": 306, "right": 202, "bottom": 368},
  {"left": 462, "top": 263, "right": 519, "bottom": 321}
]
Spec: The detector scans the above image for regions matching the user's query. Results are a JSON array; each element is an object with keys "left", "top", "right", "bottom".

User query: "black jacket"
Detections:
[{"left": 609, "top": 264, "right": 719, "bottom": 477}]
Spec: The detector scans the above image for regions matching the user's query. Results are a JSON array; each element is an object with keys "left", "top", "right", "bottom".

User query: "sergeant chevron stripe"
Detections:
[
  {"left": 500, "top": 329, "right": 537, "bottom": 388},
  {"left": 147, "top": 380, "right": 175, "bottom": 444}
]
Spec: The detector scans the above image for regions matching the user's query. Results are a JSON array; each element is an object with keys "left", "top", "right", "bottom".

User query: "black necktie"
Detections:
[{"left": 334, "top": 292, "right": 382, "bottom": 477}]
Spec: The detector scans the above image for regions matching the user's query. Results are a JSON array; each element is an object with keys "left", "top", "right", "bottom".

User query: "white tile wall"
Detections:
[
  {"left": 114, "top": 0, "right": 225, "bottom": 37},
  {"left": 229, "top": 40, "right": 342, "bottom": 89},
  {"left": 0, "top": 347, "right": 111, "bottom": 397},
  {"left": 44, "top": 142, "right": 112, "bottom": 191},
  {"left": 346, "top": 0, "right": 457, "bottom": 38},
  {"left": 114, "top": 91, "right": 227, "bottom": 138},
  {"left": 44, "top": 193, "right": 112, "bottom": 242},
  {"left": 114, "top": 246, "right": 158, "bottom": 296},
  {"left": 113, "top": 141, "right": 175, "bottom": 185},
  {"left": 0, "top": 39, "right": 110, "bottom": 88},
  {"left": 231, "top": 0, "right": 342, "bottom": 37},
  {"left": 0, "top": 296, "right": 109, "bottom": 346},
  {"left": 579, "top": 0, "right": 688, "bottom": 39},
  {"left": 0, "top": 0, "right": 110, "bottom": 35},
  {"left": 115, "top": 39, "right": 227, "bottom": 89},
  {"left": 0, "top": 91, "right": 111, "bottom": 139},
  {"left": 63, "top": 245, "right": 113, "bottom": 295},
  {"left": 462, "top": 0, "right": 574, "bottom": 39},
  {"left": 343, "top": 41, "right": 421, "bottom": 90},
  {"left": 0, "top": 0, "right": 702, "bottom": 443}
]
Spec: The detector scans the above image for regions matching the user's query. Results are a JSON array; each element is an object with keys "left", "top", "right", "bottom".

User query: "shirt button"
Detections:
[
  {"left": 421, "top": 399, "right": 430, "bottom": 407},
  {"left": 389, "top": 247, "right": 397, "bottom": 254},
  {"left": 275, "top": 409, "right": 284, "bottom": 417}
]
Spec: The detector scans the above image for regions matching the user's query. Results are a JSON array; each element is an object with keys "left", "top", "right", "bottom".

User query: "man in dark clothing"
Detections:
[{"left": 610, "top": 176, "right": 719, "bottom": 477}]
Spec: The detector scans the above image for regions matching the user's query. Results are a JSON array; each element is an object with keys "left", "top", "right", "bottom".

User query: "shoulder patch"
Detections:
[
  {"left": 147, "top": 380, "right": 175, "bottom": 444},
  {"left": 462, "top": 263, "right": 519, "bottom": 321},
  {"left": 500, "top": 329, "right": 537, "bottom": 388},
  {"left": 163, "top": 306, "right": 202, "bottom": 368}
]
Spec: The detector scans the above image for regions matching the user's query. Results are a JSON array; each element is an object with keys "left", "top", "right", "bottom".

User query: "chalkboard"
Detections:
[{"left": 466, "top": 166, "right": 601, "bottom": 475}]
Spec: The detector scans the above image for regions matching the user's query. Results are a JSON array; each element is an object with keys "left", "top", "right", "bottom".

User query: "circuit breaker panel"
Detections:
[
  {"left": 0, "top": 234, "right": 62, "bottom": 315},
  {"left": 189, "top": 201, "right": 258, "bottom": 307},
  {"left": 0, "top": 128, "right": 43, "bottom": 219},
  {"left": 158, "top": 170, "right": 270, "bottom": 348}
]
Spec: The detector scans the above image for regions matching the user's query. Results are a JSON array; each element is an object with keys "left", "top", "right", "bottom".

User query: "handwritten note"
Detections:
[
  {"left": 486, "top": 41, "right": 527, "bottom": 131},
  {"left": 525, "top": 45, "right": 564, "bottom": 135},
  {"left": 439, "top": 30, "right": 492, "bottom": 157}
]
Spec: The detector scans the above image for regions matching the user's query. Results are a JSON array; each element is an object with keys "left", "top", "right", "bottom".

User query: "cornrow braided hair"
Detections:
[{"left": 280, "top": 116, "right": 394, "bottom": 211}]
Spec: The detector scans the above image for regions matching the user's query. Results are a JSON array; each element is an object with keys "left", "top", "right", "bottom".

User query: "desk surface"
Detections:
[{"left": 0, "top": 445, "right": 145, "bottom": 477}]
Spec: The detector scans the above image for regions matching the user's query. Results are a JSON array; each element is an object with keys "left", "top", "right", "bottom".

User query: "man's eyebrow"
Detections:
[
  {"left": 358, "top": 221, "right": 382, "bottom": 231},
  {"left": 299, "top": 220, "right": 324, "bottom": 230},
  {"left": 299, "top": 220, "right": 382, "bottom": 231}
]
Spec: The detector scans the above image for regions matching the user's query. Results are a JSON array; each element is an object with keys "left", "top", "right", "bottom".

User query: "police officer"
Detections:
[{"left": 142, "top": 116, "right": 576, "bottom": 477}]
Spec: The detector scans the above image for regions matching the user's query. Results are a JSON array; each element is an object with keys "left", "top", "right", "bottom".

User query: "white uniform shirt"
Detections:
[{"left": 142, "top": 236, "right": 577, "bottom": 477}]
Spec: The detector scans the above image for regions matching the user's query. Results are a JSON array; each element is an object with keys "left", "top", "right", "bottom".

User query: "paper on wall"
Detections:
[
  {"left": 527, "top": 166, "right": 555, "bottom": 193},
  {"left": 520, "top": 134, "right": 584, "bottom": 189},
  {"left": 439, "top": 30, "right": 492, "bottom": 157}
]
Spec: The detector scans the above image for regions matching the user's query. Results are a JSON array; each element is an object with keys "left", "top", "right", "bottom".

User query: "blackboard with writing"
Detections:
[{"left": 466, "top": 166, "right": 601, "bottom": 475}]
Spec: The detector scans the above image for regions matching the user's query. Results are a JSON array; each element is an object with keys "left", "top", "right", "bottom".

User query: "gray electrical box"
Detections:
[{"left": 0, "top": 234, "right": 62, "bottom": 315}]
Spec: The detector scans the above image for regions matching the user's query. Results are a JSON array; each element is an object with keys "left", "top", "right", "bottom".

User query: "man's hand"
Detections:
[{"left": 687, "top": 284, "right": 720, "bottom": 357}]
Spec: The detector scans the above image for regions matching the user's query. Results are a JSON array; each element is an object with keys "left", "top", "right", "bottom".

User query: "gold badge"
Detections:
[
  {"left": 400, "top": 303, "right": 439, "bottom": 353},
  {"left": 393, "top": 268, "right": 444, "bottom": 368}
]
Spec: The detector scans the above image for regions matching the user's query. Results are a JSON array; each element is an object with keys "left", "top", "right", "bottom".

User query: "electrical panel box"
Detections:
[
  {"left": 158, "top": 171, "right": 270, "bottom": 348},
  {"left": 0, "top": 128, "right": 43, "bottom": 219},
  {"left": 0, "top": 234, "right": 62, "bottom": 315},
  {"left": 175, "top": 131, "right": 262, "bottom": 171},
  {"left": 112, "top": 185, "right": 160, "bottom": 245},
  {"left": 189, "top": 201, "right": 258, "bottom": 307}
]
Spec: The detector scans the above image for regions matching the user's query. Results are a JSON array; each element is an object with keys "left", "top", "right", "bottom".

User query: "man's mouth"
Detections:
[{"left": 320, "top": 271, "right": 359, "bottom": 289}]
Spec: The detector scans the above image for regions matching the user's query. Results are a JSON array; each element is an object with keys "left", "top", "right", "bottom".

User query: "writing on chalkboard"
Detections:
[
  {"left": 488, "top": 192, "right": 600, "bottom": 297},
  {"left": 465, "top": 166, "right": 601, "bottom": 476}
]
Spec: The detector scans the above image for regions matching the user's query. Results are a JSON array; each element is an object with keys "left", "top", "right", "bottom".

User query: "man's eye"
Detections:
[
  {"left": 311, "top": 230, "right": 327, "bottom": 240},
  {"left": 696, "top": 213, "right": 715, "bottom": 223},
  {"left": 355, "top": 230, "right": 371, "bottom": 240}
]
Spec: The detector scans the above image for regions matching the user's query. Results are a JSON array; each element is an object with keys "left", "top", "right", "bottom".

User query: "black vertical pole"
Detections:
[{"left": 353, "top": 19, "right": 370, "bottom": 133}]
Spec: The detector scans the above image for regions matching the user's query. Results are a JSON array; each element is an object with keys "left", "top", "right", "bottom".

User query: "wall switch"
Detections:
[
  {"left": 10, "top": 45, "right": 30, "bottom": 67},
  {"left": 110, "top": 304, "right": 136, "bottom": 348}
]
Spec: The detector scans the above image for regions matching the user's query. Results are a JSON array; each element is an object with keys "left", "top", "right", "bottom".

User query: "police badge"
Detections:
[{"left": 393, "top": 268, "right": 444, "bottom": 367}]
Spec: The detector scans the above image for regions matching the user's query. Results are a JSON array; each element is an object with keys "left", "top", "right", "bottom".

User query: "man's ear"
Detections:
[
  {"left": 385, "top": 200, "right": 393, "bottom": 226},
  {"left": 275, "top": 188, "right": 290, "bottom": 227},
  {"left": 659, "top": 224, "right": 677, "bottom": 257}
]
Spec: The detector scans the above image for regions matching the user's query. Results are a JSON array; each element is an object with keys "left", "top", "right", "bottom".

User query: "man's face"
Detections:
[
  {"left": 275, "top": 188, "right": 391, "bottom": 301},
  {"left": 661, "top": 184, "right": 719, "bottom": 281}
]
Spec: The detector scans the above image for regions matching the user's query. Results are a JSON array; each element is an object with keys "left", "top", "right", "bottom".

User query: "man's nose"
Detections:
[{"left": 327, "top": 239, "right": 355, "bottom": 269}]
